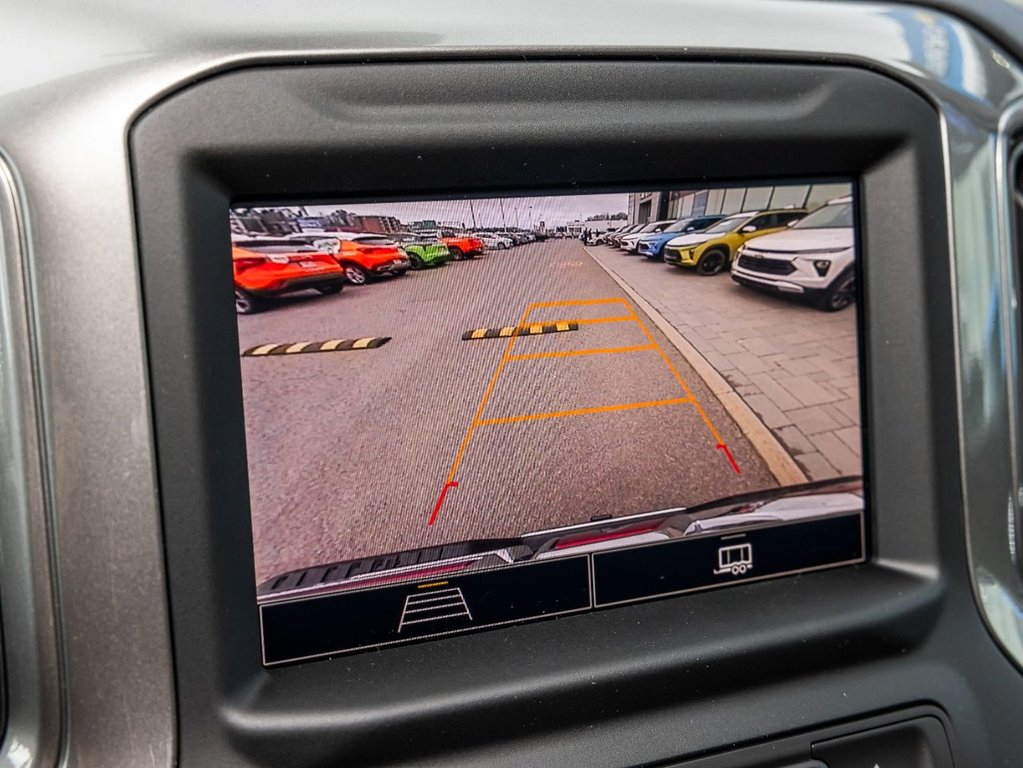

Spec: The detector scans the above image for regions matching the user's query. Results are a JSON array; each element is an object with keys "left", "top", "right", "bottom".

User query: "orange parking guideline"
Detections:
[
  {"left": 441, "top": 295, "right": 737, "bottom": 506},
  {"left": 526, "top": 298, "right": 628, "bottom": 310},
  {"left": 444, "top": 301, "right": 537, "bottom": 483},
  {"left": 507, "top": 343, "right": 656, "bottom": 362},
  {"left": 622, "top": 303, "right": 728, "bottom": 446},
  {"left": 478, "top": 398, "right": 692, "bottom": 427},
  {"left": 566, "top": 315, "right": 634, "bottom": 325}
]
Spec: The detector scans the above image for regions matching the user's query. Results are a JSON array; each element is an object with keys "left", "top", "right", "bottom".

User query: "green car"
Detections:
[{"left": 402, "top": 237, "right": 451, "bottom": 269}]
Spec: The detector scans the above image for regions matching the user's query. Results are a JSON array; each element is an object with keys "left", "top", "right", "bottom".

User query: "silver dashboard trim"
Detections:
[
  {"left": 0, "top": 152, "right": 62, "bottom": 768},
  {"left": 3, "top": 2, "right": 1023, "bottom": 765},
  {"left": 975, "top": 108, "right": 1023, "bottom": 665}
]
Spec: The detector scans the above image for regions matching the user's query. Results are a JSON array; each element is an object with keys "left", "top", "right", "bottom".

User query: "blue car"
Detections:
[{"left": 635, "top": 215, "right": 726, "bottom": 260}]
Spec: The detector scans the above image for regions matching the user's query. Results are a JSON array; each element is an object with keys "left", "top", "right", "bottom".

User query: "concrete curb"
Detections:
[{"left": 584, "top": 245, "right": 808, "bottom": 487}]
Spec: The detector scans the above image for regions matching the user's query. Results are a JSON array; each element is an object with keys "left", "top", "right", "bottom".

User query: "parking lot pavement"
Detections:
[
  {"left": 586, "top": 245, "right": 862, "bottom": 483},
  {"left": 237, "top": 239, "right": 777, "bottom": 584}
]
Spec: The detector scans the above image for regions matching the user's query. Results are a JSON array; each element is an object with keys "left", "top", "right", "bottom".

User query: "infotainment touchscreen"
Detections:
[{"left": 231, "top": 182, "right": 866, "bottom": 665}]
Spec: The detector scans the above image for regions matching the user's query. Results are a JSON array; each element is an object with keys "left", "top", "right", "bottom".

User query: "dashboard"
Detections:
[{"left": 3, "top": 1, "right": 1023, "bottom": 767}]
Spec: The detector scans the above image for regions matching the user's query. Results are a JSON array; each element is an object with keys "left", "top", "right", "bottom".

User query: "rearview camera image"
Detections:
[{"left": 232, "top": 182, "right": 865, "bottom": 664}]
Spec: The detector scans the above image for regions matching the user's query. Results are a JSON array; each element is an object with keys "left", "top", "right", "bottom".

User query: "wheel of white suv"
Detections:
[{"left": 818, "top": 268, "right": 855, "bottom": 311}]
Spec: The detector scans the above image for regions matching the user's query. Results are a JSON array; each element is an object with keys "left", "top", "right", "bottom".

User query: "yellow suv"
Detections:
[{"left": 663, "top": 208, "right": 807, "bottom": 275}]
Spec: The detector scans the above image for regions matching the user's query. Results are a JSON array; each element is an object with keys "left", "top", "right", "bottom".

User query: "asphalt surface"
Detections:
[{"left": 238, "top": 239, "right": 777, "bottom": 584}]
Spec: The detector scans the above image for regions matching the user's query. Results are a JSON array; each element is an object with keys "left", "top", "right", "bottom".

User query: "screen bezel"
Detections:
[{"left": 132, "top": 59, "right": 954, "bottom": 767}]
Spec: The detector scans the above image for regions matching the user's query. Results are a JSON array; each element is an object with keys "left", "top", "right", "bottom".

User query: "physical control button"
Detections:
[{"left": 811, "top": 717, "right": 953, "bottom": 768}]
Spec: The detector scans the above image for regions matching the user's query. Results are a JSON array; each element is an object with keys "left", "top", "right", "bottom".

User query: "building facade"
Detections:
[
  {"left": 626, "top": 183, "right": 851, "bottom": 224},
  {"left": 627, "top": 192, "right": 668, "bottom": 224},
  {"left": 229, "top": 207, "right": 406, "bottom": 236},
  {"left": 629, "top": 183, "right": 850, "bottom": 225},
  {"left": 565, "top": 216, "right": 627, "bottom": 236},
  {"left": 229, "top": 208, "right": 298, "bottom": 236},
  {"left": 348, "top": 214, "right": 402, "bottom": 234}
]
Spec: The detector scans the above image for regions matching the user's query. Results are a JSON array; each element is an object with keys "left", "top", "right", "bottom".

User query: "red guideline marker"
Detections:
[
  {"left": 716, "top": 444, "right": 741, "bottom": 474},
  {"left": 428, "top": 481, "right": 459, "bottom": 526}
]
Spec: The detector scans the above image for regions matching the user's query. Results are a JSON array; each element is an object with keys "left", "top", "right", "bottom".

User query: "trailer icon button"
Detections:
[{"left": 714, "top": 542, "right": 753, "bottom": 576}]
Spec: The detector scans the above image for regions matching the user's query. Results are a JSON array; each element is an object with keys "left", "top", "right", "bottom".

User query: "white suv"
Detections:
[
  {"left": 474, "top": 233, "right": 513, "bottom": 250},
  {"left": 730, "top": 196, "right": 855, "bottom": 311}
]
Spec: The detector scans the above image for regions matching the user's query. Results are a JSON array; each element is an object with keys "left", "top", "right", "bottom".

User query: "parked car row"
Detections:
[
  {"left": 599, "top": 197, "right": 856, "bottom": 311},
  {"left": 231, "top": 232, "right": 438, "bottom": 314},
  {"left": 636, "top": 215, "right": 727, "bottom": 257},
  {"left": 232, "top": 227, "right": 532, "bottom": 314},
  {"left": 286, "top": 232, "right": 413, "bottom": 285},
  {"left": 471, "top": 230, "right": 548, "bottom": 248}
]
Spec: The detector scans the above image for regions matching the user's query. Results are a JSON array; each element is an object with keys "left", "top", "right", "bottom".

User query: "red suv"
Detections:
[{"left": 440, "top": 231, "right": 485, "bottom": 259}]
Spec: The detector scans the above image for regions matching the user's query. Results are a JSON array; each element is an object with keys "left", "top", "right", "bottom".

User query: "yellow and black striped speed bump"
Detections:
[
  {"left": 461, "top": 321, "right": 579, "bottom": 341},
  {"left": 242, "top": 337, "right": 391, "bottom": 357}
]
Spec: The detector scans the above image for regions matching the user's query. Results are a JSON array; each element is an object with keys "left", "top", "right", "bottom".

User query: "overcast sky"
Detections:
[{"left": 300, "top": 193, "right": 630, "bottom": 229}]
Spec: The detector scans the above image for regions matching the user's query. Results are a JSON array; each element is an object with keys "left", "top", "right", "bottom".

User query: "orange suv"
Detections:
[
  {"left": 332, "top": 233, "right": 411, "bottom": 285},
  {"left": 232, "top": 238, "right": 345, "bottom": 314}
]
